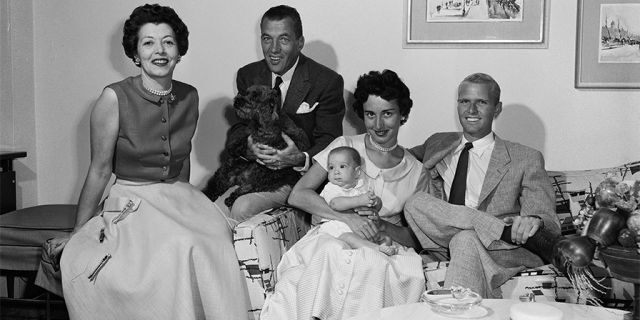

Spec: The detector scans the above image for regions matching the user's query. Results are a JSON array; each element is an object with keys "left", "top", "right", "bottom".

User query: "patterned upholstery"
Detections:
[
  {"left": 233, "top": 161, "right": 640, "bottom": 318},
  {"left": 233, "top": 206, "right": 311, "bottom": 320}
]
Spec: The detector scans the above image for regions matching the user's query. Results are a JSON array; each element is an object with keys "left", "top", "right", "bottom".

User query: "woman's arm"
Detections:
[
  {"left": 73, "top": 88, "right": 120, "bottom": 231},
  {"left": 288, "top": 163, "right": 380, "bottom": 240},
  {"left": 377, "top": 219, "right": 420, "bottom": 248}
]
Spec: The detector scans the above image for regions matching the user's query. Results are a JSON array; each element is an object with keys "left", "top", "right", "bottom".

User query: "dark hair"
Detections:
[
  {"left": 460, "top": 73, "right": 501, "bottom": 103},
  {"left": 122, "top": 4, "right": 189, "bottom": 66},
  {"left": 261, "top": 5, "right": 303, "bottom": 38},
  {"left": 352, "top": 70, "right": 413, "bottom": 124},
  {"left": 328, "top": 146, "right": 362, "bottom": 166}
]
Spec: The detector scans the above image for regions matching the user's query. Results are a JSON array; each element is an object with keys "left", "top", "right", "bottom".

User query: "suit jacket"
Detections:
[
  {"left": 409, "top": 132, "right": 561, "bottom": 234},
  {"left": 231, "top": 54, "right": 345, "bottom": 157}
]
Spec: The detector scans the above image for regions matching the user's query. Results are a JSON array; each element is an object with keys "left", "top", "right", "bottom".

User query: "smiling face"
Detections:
[
  {"left": 457, "top": 82, "right": 502, "bottom": 142},
  {"left": 363, "top": 95, "right": 402, "bottom": 149},
  {"left": 260, "top": 18, "right": 304, "bottom": 75},
  {"left": 135, "top": 23, "right": 179, "bottom": 82},
  {"left": 327, "top": 151, "right": 360, "bottom": 188}
]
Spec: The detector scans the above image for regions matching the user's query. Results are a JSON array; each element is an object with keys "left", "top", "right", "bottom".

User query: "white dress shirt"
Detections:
[{"left": 436, "top": 132, "right": 496, "bottom": 208}]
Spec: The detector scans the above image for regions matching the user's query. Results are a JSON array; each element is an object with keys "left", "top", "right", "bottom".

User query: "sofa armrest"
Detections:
[{"left": 233, "top": 206, "right": 311, "bottom": 319}]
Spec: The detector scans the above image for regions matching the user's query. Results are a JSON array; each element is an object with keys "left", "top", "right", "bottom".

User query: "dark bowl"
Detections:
[{"left": 599, "top": 245, "right": 640, "bottom": 284}]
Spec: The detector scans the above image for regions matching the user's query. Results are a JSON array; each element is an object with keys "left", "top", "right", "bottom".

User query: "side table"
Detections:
[{"left": 0, "top": 151, "right": 27, "bottom": 214}]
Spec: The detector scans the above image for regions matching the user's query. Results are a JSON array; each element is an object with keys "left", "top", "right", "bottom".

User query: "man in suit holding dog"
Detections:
[
  {"left": 404, "top": 73, "right": 562, "bottom": 298},
  {"left": 222, "top": 5, "right": 345, "bottom": 223}
]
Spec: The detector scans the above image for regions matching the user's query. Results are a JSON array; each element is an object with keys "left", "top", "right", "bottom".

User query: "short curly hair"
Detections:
[
  {"left": 352, "top": 70, "right": 413, "bottom": 124},
  {"left": 122, "top": 4, "right": 189, "bottom": 66}
]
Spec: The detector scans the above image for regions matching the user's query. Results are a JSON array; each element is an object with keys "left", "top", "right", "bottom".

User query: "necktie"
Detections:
[
  {"left": 448, "top": 142, "right": 474, "bottom": 205},
  {"left": 273, "top": 76, "right": 283, "bottom": 107}
]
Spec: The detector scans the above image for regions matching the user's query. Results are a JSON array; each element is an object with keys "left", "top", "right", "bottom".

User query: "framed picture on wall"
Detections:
[
  {"left": 575, "top": 0, "right": 640, "bottom": 89},
  {"left": 404, "top": 0, "right": 549, "bottom": 48}
]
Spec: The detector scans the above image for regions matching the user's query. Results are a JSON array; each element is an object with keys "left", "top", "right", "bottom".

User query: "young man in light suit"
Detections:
[
  {"left": 220, "top": 5, "right": 345, "bottom": 224},
  {"left": 405, "top": 73, "right": 562, "bottom": 298}
]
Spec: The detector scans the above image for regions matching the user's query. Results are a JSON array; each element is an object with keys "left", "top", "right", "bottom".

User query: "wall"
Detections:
[
  {"left": 3, "top": 0, "right": 639, "bottom": 207},
  {"left": 1, "top": 0, "right": 37, "bottom": 208}
]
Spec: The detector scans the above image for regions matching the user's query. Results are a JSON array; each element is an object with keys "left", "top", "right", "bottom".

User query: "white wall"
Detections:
[{"left": 4, "top": 0, "right": 639, "bottom": 207}]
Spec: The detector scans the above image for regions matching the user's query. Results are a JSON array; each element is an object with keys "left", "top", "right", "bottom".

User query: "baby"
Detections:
[{"left": 319, "top": 146, "right": 398, "bottom": 255}]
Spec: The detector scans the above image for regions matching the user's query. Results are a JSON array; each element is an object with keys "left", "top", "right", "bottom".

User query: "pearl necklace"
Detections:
[
  {"left": 368, "top": 134, "right": 398, "bottom": 152},
  {"left": 143, "top": 83, "right": 173, "bottom": 96}
]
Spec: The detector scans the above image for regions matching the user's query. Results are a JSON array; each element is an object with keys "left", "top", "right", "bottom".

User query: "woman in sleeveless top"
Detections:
[{"left": 50, "top": 4, "right": 248, "bottom": 319}]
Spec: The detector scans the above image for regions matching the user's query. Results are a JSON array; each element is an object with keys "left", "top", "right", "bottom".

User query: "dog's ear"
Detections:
[{"left": 233, "top": 92, "right": 252, "bottom": 120}]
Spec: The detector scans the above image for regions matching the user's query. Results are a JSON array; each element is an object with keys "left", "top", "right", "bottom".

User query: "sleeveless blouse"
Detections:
[{"left": 108, "top": 76, "right": 198, "bottom": 181}]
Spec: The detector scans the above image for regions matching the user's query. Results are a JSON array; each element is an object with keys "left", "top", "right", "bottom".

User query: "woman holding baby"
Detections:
[{"left": 261, "top": 69, "right": 428, "bottom": 320}]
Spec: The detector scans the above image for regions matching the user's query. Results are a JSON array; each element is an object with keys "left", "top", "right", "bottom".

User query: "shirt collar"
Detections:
[
  {"left": 457, "top": 132, "right": 495, "bottom": 157},
  {"left": 272, "top": 56, "right": 299, "bottom": 85}
]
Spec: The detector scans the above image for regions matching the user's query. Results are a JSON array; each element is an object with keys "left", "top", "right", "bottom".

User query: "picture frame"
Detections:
[
  {"left": 575, "top": 0, "right": 640, "bottom": 89},
  {"left": 404, "top": 0, "right": 549, "bottom": 48}
]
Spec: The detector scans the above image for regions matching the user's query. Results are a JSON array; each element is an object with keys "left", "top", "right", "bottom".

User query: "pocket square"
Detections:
[{"left": 296, "top": 102, "right": 319, "bottom": 114}]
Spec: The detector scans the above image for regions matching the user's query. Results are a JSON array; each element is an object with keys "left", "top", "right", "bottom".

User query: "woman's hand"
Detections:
[
  {"left": 47, "top": 234, "right": 72, "bottom": 267},
  {"left": 342, "top": 213, "right": 379, "bottom": 241}
]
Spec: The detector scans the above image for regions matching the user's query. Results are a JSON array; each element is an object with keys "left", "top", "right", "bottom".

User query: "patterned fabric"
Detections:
[
  {"left": 233, "top": 206, "right": 311, "bottom": 320},
  {"left": 548, "top": 161, "right": 640, "bottom": 235}
]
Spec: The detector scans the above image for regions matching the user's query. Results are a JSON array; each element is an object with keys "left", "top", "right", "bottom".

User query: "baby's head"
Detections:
[{"left": 327, "top": 146, "right": 362, "bottom": 188}]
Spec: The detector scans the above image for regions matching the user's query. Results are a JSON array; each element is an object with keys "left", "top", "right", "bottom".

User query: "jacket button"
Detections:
[
  {"left": 161, "top": 136, "right": 167, "bottom": 141},
  {"left": 163, "top": 152, "right": 169, "bottom": 156},
  {"left": 161, "top": 117, "right": 167, "bottom": 123}
]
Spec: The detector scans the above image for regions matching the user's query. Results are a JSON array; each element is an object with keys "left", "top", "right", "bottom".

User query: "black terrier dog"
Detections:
[{"left": 203, "top": 85, "right": 310, "bottom": 208}]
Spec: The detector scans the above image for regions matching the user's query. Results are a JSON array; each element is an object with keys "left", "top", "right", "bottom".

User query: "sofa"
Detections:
[{"left": 233, "top": 161, "right": 640, "bottom": 320}]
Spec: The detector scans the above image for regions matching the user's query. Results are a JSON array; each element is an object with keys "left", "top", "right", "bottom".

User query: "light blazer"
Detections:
[
  {"left": 409, "top": 132, "right": 561, "bottom": 234},
  {"left": 231, "top": 54, "right": 345, "bottom": 157}
]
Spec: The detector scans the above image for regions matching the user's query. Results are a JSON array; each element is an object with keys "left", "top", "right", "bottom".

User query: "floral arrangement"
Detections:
[{"left": 573, "top": 178, "right": 640, "bottom": 253}]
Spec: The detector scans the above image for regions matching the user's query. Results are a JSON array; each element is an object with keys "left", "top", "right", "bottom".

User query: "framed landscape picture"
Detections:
[
  {"left": 575, "top": 0, "right": 640, "bottom": 88},
  {"left": 404, "top": 0, "right": 549, "bottom": 48}
]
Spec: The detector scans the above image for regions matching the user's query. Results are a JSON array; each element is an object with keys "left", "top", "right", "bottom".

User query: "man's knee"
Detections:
[
  {"left": 405, "top": 192, "right": 436, "bottom": 220},
  {"left": 450, "top": 230, "right": 482, "bottom": 254}
]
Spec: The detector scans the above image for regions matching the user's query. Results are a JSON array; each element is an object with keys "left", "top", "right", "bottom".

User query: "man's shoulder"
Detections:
[
  {"left": 498, "top": 137, "right": 544, "bottom": 161},
  {"left": 237, "top": 60, "right": 266, "bottom": 75},
  {"left": 298, "top": 55, "right": 342, "bottom": 80},
  {"left": 425, "top": 132, "right": 460, "bottom": 147}
]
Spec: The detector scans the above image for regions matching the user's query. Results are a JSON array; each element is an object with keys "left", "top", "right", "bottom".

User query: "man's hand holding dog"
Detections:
[{"left": 248, "top": 133, "right": 305, "bottom": 170}]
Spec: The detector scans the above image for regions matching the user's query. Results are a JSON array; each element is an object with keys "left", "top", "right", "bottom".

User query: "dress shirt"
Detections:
[
  {"left": 271, "top": 57, "right": 299, "bottom": 108},
  {"left": 270, "top": 57, "right": 310, "bottom": 171},
  {"left": 436, "top": 132, "right": 496, "bottom": 208}
]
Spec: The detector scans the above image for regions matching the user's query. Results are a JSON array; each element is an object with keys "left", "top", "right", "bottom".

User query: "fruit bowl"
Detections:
[
  {"left": 599, "top": 245, "right": 640, "bottom": 283},
  {"left": 421, "top": 287, "right": 482, "bottom": 314}
]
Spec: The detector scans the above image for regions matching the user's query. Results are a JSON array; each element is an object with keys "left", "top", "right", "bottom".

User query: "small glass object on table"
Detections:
[{"left": 421, "top": 286, "right": 482, "bottom": 315}]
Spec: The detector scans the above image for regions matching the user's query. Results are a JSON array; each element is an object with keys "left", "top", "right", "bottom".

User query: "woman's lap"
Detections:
[
  {"left": 262, "top": 227, "right": 425, "bottom": 320},
  {"left": 61, "top": 180, "right": 248, "bottom": 319}
]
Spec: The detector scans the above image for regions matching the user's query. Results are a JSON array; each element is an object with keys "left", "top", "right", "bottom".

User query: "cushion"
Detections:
[
  {"left": 233, "top": 206, "right": 311, "bottom": 320},
  {"left": 0, "top": 205, "right": 76, "bottom": 271}
]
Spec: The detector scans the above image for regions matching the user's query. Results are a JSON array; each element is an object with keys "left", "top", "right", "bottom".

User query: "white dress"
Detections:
[{"left": 260, "top": 134, "right": 428, "bottom": 320}]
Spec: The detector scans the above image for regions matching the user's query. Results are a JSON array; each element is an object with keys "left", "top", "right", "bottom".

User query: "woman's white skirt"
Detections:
[
  {"left": 61, "top": 179, "right": 248, "bottom": 320},
  {"left": 261, "top": 226, "right": 425, "bottom": 320}
]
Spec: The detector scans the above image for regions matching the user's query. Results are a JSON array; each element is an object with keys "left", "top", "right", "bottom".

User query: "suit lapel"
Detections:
[
  {"left": 424, "top": 133, "right": 461, "bottom": 170},
  {"left": 257, "top": 61, "right": 272, "bottom": 87},
  {"left": 424, "top": 133, "right": 461, "bottom": 201},
  {"left": 478, "top": 136, "right": 511, "bottom": 206},
  {"left": 284, "top": 55, "right": 311, "bottom": 114}
]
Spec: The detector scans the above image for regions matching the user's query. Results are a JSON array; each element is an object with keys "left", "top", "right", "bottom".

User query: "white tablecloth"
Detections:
[{"left": 347, "top": 299, "right": 629, "bottom": 320}]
